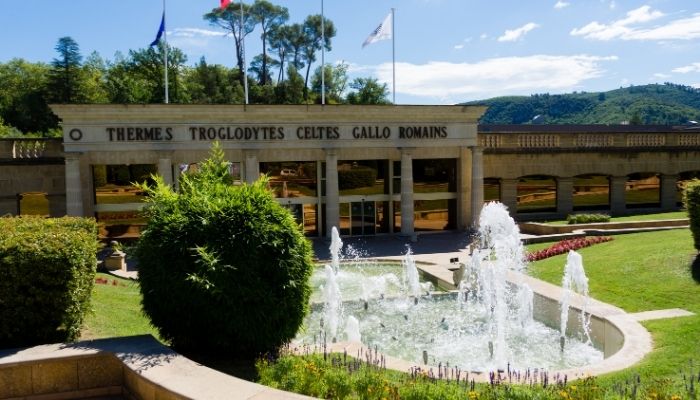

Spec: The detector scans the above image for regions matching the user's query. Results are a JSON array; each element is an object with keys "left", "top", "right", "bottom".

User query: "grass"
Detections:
[
  {"left": 526, "top": 229, "right": 700, "bottom": 382},
  {"left": 81, "top": 272, "right": 161, "bottom": 341}
]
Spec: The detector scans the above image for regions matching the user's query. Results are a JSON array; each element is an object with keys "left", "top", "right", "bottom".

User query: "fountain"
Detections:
[
  {"left": 299, "top": 202, "right": 603, "bottom": 373},
  {"left": 560, "top": 250, "right": 592, "bottom": 347}
]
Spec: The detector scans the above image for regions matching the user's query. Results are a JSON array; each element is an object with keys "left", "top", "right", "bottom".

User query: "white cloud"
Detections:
[
  {"left": 361, "top": 54, "right": 617, "bottom": 102},
  {"left": 673, "top": 63, "right": 700, "bottom": 74},
  {"left": 170, "top": 28, "right": 226, "bottom": 38},
  {"left": 480, "top": 33, "right": 488, "bottom": 40},
  {"left": 554, "top": 1, "right": 570, "bottom": 9},
  {"left": 653, "top": 73, "right": 671, "bottom": 79},
  {"left": 571, "top": 6, "right": 700, "bottom": 41},
  {"left": 498, "top": 22, "right": 540, "bottom": 42},
  {"left": 454, "top": 44, "right": 464, "bottom": 50}
]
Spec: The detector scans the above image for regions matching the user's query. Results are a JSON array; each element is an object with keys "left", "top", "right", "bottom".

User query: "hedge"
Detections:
[
  {"left": 684, "top": 179, "right": 700, "bottom": 251},
  {"left": 0, "top": 217, "right": 98, "bottom": 349},
  {"left": 566, "top": 213, "right": 611, "bottom": 224},
  {"left": 136, "top": 143, "right": 314, "bottom": 358}
]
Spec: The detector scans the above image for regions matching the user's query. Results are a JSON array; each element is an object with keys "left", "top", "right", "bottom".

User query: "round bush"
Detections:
[{"left": 136, "top": 145, "right": 313, "bottom": 357}]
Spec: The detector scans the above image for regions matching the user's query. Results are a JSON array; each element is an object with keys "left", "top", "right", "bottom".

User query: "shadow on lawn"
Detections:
[{"left": 692, "top": 254, "right": 700, "bottom": 284}]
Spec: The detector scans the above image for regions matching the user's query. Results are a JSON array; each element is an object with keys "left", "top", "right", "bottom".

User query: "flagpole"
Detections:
[
  {"left": 391, "top": 7, "right": 395, "bottom": 104},
  {"left": 321, "top": 0, "right": 325, "bottom": 105},
  {"left": 241, "top": 0, "right": 249, "bottom": 105},
  {"left": 163, "top": 0, "right": 169, "bottom": 104}
]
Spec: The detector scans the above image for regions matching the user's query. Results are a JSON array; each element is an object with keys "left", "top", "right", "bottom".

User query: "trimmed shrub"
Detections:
[
  {"left": 136, "top": 143, "right": 314, "bottom": 357},
  {"left": 0, "top": 217, "right": 98, "bottom": 349},
  {"left": 566, "top": 213, "right": 610, "bottom": 224},
  {"left": 684, "top": 179, "right": 700, "bottom": 251}
]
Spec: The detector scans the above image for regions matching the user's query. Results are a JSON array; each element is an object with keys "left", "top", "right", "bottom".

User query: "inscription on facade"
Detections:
[{"left": 102, "top": 125, "right": 451, "bottom": 142}]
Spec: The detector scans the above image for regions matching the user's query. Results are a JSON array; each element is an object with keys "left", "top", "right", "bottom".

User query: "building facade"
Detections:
[
  {"left": 3, "top": 105, "right": 700, "bottom": 237},
  {"left": 50, "top": 104, "right": 486, "bottom": 238}
]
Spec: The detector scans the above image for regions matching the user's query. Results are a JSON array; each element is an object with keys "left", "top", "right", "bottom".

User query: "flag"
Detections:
[
  {"left": 220, "top": 0, "right": 231, "bottom": 10},
  {"left": 150, "top": 12, "right": 165, "bottom": 47},
  {"left": 362, "top": 12, "right": 392, "bottom": 48}
]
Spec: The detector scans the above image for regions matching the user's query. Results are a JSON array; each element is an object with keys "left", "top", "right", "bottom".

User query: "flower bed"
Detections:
[{"left": 527, "top": 236, "right": 613, "bottom": 262}]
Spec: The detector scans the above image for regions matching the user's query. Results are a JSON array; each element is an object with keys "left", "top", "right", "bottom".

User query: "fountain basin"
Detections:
[{"left": 311, "top": 266, "right": 651, "bottom": 381}]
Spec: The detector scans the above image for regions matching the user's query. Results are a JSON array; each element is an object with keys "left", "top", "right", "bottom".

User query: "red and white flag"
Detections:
[{"left": 220, "top": 0, "right": 231, "bottom": 10}]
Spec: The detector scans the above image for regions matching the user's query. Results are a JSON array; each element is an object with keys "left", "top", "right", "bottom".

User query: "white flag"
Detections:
[{"left": 362, "top": 12, "right": 392, "bottom": 48}]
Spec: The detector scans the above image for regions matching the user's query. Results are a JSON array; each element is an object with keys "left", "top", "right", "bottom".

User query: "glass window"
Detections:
[
  {"left": 414, "top": 199, "right": 457, "bottom": 231},
  {"left": 413, "top": 159, "right": 457, "bottom": 193},
  {"left": 338, "top": 160, "right": 389, "bottom": 196},
  {"left": 260, "top": 162, "right": 318, "bottom": 198},
  {"left": 393, "top": 161, "right": 401, "bottom": 193}
]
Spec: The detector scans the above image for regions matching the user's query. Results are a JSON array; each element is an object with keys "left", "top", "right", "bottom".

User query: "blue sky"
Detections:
[{"left": 2, "top": 0, "right": 700, "bottom": 104}]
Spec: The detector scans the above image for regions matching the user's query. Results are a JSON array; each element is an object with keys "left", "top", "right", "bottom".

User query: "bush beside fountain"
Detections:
[{"left": 136, "top": 143, "right": 314, "bottom": 358}]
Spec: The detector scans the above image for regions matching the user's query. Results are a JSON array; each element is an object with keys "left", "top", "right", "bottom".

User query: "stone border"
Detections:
[
  {"left": 0, "top": 335, "right": 312, "bottom": 400},
  {"left": 520, "top": 219, "right": 689, "bottom": 236}
]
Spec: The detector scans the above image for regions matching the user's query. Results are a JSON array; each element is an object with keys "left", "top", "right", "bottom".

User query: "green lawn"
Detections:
[
  {"left": 527, "top": 229, "right": 700, "bottom": 382},
  {"left": 81, "top": 273, "right": 161, "bottom": 341},
  {"left": 544, "top": 210, "right": 688, "bottom": 225}
]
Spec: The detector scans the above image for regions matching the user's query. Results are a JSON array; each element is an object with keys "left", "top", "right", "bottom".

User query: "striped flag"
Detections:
[{"left": 362, "top": 12, "right": 392, "bottom": 48}]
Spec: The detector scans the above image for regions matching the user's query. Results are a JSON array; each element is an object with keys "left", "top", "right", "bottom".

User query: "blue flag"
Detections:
[{"left": 150, "top": 12, "right": 165, "bottom": 47}]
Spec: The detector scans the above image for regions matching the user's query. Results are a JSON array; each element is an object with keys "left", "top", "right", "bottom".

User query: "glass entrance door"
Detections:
[{"left": 349, "top": 200, "right": 376, "bottom": 236}]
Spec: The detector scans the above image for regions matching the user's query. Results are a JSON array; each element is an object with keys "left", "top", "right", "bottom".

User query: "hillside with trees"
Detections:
[{"left": 467, "top": 83, "right": 700, "bottom": 125}]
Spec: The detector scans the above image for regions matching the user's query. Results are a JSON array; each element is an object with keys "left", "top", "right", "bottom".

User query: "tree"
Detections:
[
  {"left": 311, "top": 62, "right": 348, "bottom": 104},
  {"left": 274, "top": 65, "right": 306, "bottom": 104},
  {"left": 268, "top": 24, "right": 293, "bottom": 83},
  {"left": 301, "top": 15, "right": 336, "bottom": 98},
  {"left": 250, "top": 0, "right": 288, "bottom": 85},
  {"left": 186, "top": 57, "right": 243, "bottom": 104},
  {"left": 47, "top": 37, "right": 85, "bottom": 103},
  {"left": 104, "top": 52, "right": 153, "bottom": 104},
  {"left": 136, "top": 143, "right": 314, "bottom": 357},
  {"left": 204, "top": 3, "right": 256, "bottom": 86},
  {"left": 286, "top": 23, "right": 307, "bottom": 72},
  {"left": 82, "top": 51, "right": 109, "bottom": 103},
  {"left": 346, "top": 77, "right": 391, "bottom": 105},
  {"left": 249, "top": 54, "right": 275, "bottom": 85},
  {"left": 128, "top": 43, "right": 189, "bottom": 103},
  {"left": 0, "top": 59, "right": 57, "bottom": 133}
]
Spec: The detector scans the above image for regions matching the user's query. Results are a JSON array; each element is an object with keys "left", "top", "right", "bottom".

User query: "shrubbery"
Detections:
[
  {"left": 0, "top": 217, "right": 98, "bottom": 349},
  {"left": 258, "top": 351, "right": 696, "bottom": 400},
  {"left": 566, "top": 213, "right": 611, "bottom": 224},
  {"left": 684, "top": 179, "right": 700, "bottom": 251},
  {"left": 136, "top": 143, "right": 314, "bottom": 357}
]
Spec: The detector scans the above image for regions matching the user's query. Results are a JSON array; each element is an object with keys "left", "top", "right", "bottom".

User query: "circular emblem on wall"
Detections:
[{"left": 69, "top": 129, "right": 83, "bottom": 141}]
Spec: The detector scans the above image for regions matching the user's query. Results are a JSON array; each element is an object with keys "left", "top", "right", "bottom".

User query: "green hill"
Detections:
[{"left": 465, "top": 83, "right": 700, "bottom": 125}]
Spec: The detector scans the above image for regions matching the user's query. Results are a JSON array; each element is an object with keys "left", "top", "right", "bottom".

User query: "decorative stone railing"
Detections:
[
  {"left": 574, "top": 134, "right": 614, "bottom": 148},
  {"left": 479, "top": 130, "right": 700, "bottom": 151},
  {"left": 626, "top": 134, "right": 665, "bottom": 147},
  {"left": 517, "top": 134, "right": 560, "bottom": 148},
  {"left": 0, "top": 138, "right": 63, "bottom": 160}
]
